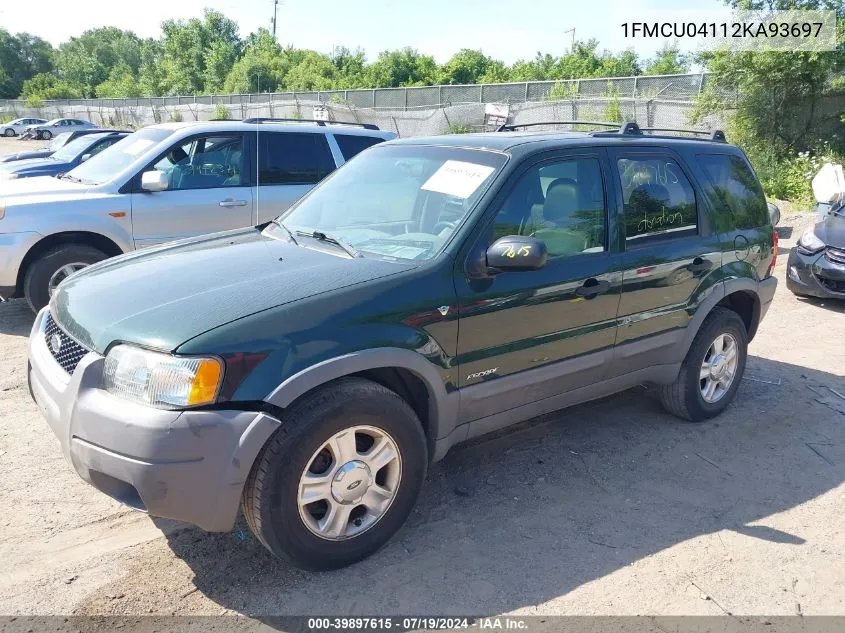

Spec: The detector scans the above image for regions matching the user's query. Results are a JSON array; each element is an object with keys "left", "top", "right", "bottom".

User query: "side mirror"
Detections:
[
  {"left": 80, "top": 153, "right": 92, "bottom": 163},
  {"left": 486, "top": 236, "right": 547, "bottom": 272},
  {"left": 140, "top": 170, "right": 169, "bottom": 192},
  {"left": 767, "top": 202, "right": 780, "bottom": 227}
]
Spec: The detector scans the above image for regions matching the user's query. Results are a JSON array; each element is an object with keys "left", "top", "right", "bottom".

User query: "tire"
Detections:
[
  {"left": 3, "top": 128, "right": 14, "bottom": 137},
  {"left": 659, "top": 307, "right": 748, "bottom": 422},
  {"left": 23, "top": 244, "right": 108, "bottom": 312},
  {"left": 243, "top": 377, "right": 428, "bottom": 570},
  {"left": 40, "top": 130, "right": 52, "bottom": 140}
]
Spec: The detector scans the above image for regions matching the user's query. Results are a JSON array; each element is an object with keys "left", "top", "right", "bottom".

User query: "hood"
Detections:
[
  {"left": 813, "top": 214, "right": 845, "bottom": 248},
  {"left": 0, "top": 175, "right": 90, "bottom": 199},
  {"left": 52, "top": 226, "right": 413, "bottom": 353},
  {"left": 0, "top": 151, "right": 52, "bottom": 163},
  {"left": 0, "top": 157, "right": 68, "bottom": 175}
]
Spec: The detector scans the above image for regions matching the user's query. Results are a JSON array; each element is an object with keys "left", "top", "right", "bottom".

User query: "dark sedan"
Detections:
[
  {"left": 0, "top": 131, "right": 127, "bottom": 180},
  {"left": 787, "top": 203, "right": 845, "bottom": 299},
  {"left": 0, "top": 129, "right": 128, "bottom": 164}
]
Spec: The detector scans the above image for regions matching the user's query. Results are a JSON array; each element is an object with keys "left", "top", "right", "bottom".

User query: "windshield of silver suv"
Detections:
[
  {"left": 271, "top": 144, "right": 506, "bottom": 261},
  {"left": 65, "top": 127, "right": 175, "bottom": 185}
]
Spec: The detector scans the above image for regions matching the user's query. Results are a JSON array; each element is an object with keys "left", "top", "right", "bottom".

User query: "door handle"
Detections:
[
  {"left": 219, "top": 199, "right": 248, "bottom": 208},
  {"left": 686, "top": 257, "right": 713, "bottom": 273},
  {"left": 575, "top": 278, "right": 611, "bottom": 299}
]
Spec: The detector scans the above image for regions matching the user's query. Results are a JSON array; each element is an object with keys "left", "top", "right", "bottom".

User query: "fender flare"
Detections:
[{"left": 264, "top": 348, "right": 458, "bottom": 442}]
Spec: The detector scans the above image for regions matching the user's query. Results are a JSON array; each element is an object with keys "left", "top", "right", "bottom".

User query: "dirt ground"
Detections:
[{"left": 0, "top": 139, "right": 844, "bottom": 619}]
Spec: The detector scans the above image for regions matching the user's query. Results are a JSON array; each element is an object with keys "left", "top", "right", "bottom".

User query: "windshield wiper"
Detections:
[
  {"left": 271, "top": 219, "right": 298, "bottom": 245},
  {"left": 59, "top": 174, "right": 82, "bottom": 183},
  {"left": 295, "top": 230, "right": 361, "bottom": 258}
]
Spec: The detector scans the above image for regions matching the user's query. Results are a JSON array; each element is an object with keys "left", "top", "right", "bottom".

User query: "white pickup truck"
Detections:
[{"left": 0, "top": 119, "right": 395, "bottom": 310}]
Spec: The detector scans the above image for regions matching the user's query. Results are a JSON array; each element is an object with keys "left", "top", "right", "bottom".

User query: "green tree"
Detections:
[
  {"left": 283, "top": 51, "right": 338, "bottom": 91},
  {"left": 55, "top": 27, "right": 142, "bottom": 97},
  {"left": 330, "top": 46, "right": 368, "bottom": 88},
  {"left": 643, "top": 44, "right": 691, "bottom": 75},
  {"left": 95, "top": 61, "right": 141, "bottom": 97},
  {"left": 439, "top": 49, "right": 506, "bottom": 85},
  {"left": 159, "top": 9, "right": 242, "bottom": 95},
  {"left": 223, "top": 29, "right": 288, "bottom": 93},
  {"left": 366, "top": 48, "right": 439, "bottom": 87},
  {"left": 138, "top": 40, "right": 165, "bottom": 97},
  {"left": 20, "top": 72, "right": 84, "bottom": 99},
  {"left": 0, "top": 29, "right": 54, "bottom": 98}
]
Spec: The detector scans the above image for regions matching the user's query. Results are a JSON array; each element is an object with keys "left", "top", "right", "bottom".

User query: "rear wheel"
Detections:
[
  {"left": 40, "top": 130, "right": 52, "bottom": 140},
  {"left": 23, "top": 244, "right": 108, "bottom": 312},
  {"left": 659, "top": 307, "right": 748, "bottom": 422},
  {"left": 243, "top": 378, "right": 428, "bottom": 570}
]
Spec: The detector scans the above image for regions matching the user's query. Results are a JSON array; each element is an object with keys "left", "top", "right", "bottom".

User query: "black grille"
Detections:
[
  {"left": 818, "top": 276, "right": 845, "bottom": 294},
  {"left": 43, "top": 313, "right": 88, "bottom": 374},
  {"left": 825, "top": 246, "right": 845, "bottom": 265}
]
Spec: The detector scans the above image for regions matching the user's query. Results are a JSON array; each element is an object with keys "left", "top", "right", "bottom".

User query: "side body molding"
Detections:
[{"left": 264, "top": 347, "right": 460, "bottom": 446}]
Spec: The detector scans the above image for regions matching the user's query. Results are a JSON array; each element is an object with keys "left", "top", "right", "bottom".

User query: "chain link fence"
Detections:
[{"left": 0, "top": 73, "right": 713, "bottom": 114}]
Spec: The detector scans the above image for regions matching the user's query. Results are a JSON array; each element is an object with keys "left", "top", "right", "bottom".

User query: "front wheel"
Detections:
[
  {"left": 243, "top": 378, "right": 428, "bottom": 570},
  {"left": 659, "top": 307, "right": 748, "bottom": 422},
  {"left": 3, "top": 128, "right": 14, "bottom": 137},
  {"left": 23, "top": 244, "right": 108, "bottom": 312}
]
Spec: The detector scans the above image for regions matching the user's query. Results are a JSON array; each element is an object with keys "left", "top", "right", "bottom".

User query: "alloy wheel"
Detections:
[{"left": 699, "top": 332, "right": 739, "bottom": 403}]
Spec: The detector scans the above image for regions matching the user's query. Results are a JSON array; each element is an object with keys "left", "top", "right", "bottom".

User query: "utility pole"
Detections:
[
  {"left": 271, "top": 0, "right": 279, "bottom": 38},
  {"left": 564, "top": 28, "right": 575, "bottom": 53}
]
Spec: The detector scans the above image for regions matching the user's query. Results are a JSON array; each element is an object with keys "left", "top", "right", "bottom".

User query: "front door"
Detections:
[
  {"left": 607, "top": 148, "right": 723, "bottom": 375},
  {"left": 455, "top": 150, "right": 623, "bottom": 425},
  {"left": 130, "top": 132, "right": 254, "bottom": 248}
]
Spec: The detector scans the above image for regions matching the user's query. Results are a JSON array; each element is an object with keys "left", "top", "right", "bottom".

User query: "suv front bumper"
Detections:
[
  {"left": 27, "top": 308, "right": 280, "bottom": 532},
  {"left": 786, "top": 248, "right": 845, "bottom": 299}
]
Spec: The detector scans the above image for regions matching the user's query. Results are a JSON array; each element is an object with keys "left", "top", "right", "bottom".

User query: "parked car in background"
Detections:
[
  {"left": 0, "top": 131, "right": 128, "bottom": 181},
  {"left": 24, "top": 118, "right": 96, "bottom": 140},
  {"left": 2, "top": 118, "right": 48, "bottom": 137},
  {"left": 0, "top": 118, "right": 394, "bottom": 310},
  {"left": 0, "top": 129, "right": 129, "bottom": 164},
  {"left": 25, "top": 121, "right": 777, "bottom": 571},
  {"left": 787, "top": 197, "right": 845, "bottom": 299}
]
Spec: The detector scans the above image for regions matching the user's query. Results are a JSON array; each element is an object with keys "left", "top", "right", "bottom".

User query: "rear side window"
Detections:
[
  {"left": 617, "top": 156, "right": 698, "bottom": 244},
  {"left": 697, "top": 154, "right": 768, "bottom": 229},
  {"left": 334, "top": 134, "right": 385, "bottom": 161},
  {"left": 258, "top": 132, "right": 336, "bottom": 185}
]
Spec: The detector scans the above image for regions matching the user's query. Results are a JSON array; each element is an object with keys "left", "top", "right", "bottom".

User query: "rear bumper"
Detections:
[
  {"left": 786, "top": 248, "right": 845, "bottom": 300},
  {"left": 757, "top": 275, "right": 777, "bottom": 323},
  {"left": 27, "top": 308, "right": 281, "bottom": 531}
]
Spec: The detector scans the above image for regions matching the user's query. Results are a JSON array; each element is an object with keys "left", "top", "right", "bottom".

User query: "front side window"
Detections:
[
  {"left": 490, "top": 157, "right": 607, "bottom": 258},
  {"left": 698, "top": 154, "right": 768, "bottom": 230},
  {"left": 617, "top": 156, "right": 698, "bottom": 243},
  {"left": 258, "top": 132, "right": 336, "bottom": 185},
  {"left": 148, "top": 134, "right": 245, "bottom": 191},
  {"left": 274, "top": 145, "right": 506, "bottom": 261}
]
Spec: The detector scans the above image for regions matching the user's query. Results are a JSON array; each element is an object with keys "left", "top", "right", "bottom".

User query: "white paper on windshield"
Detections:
[
  {"left": 812, "top": 162, "right": 845, "bottom": 203},
  {"left": 421, "top": 160, "right": 495, "bottom": 199},
  {"left": 123, "top": 139, "right": 155, "bottom": 157}
]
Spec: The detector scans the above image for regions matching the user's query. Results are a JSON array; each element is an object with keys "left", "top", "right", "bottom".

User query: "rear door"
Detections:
[
  {"left": 130, "top": 132, "right": 254, "bottom": 247},
  {"left": 607, "top": 147, "right": 723, "bottom": 376},
  {"left": 250, "top": 131, "right": 337, "bottom": 224},
  {"left": 455, "top": 149, "right": 623, "bottom": 424}
]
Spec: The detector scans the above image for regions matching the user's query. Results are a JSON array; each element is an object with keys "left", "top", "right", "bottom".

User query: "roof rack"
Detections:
[
  {"left": 497, "top": 119, "right": 727, "bottom": 143},
  {"left": 496, "top": 120, "right": 622, "bottom": 132},
  {"left": 242, "top": 117, "right": 380, "bottom": 130}
]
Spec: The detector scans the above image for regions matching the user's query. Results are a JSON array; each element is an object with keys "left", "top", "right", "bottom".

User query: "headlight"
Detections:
[
  {"left": 103, "top": 344, "right": 223, "bottom": 409},
  {"left": 797, "top": 227, "right": 825, "bottom": 254}
]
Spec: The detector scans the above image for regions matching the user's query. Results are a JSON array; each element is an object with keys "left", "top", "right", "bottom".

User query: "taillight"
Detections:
[{"left": 768, "top": 227, "right": 778, "bottom": 276}]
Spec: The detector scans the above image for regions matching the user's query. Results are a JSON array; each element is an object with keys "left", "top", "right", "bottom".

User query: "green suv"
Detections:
[{"left": 27, "top": 122, "right": 777, "bottom": 570}]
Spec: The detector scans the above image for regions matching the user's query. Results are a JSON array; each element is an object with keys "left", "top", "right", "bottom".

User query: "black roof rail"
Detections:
[
  {"left": 496, "top": 120, "right": 623, "bottom": 132},
  {"left": 638, "top": 127, "right": 727, "bottom": 143},
  {"left": 243, "top": 117, "right": 380, "bottom": 131}
]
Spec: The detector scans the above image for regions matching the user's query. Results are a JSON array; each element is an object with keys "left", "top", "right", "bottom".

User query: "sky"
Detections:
[{"left": 0, "top": 0, "right": 731, "bottom": 63}]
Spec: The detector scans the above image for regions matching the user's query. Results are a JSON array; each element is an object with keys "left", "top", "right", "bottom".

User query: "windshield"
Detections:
[
  {"left": 47, "top": 133, "right": 71, "bottom": 151},
  {"left": 51, "top": 134, "right": 106, "bottom": 162},
  {"left": 65, "top": 128, "right": 174, "bottom": 185},
  {"left": 271, "top": 144, "right": 506, "bottom": 261}
]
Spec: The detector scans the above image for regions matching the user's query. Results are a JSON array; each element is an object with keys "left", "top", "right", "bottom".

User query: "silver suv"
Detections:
[{"left": 0, "top": 119, "right": 395, "bottom": 311}]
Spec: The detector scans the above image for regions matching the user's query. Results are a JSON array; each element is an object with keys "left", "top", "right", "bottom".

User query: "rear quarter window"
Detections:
[
  {"left": 697, "top": 154, "right": 769, "bottom": 229},
  {"left": 334, "top": 134, "right": 386, "bottom": 161}
]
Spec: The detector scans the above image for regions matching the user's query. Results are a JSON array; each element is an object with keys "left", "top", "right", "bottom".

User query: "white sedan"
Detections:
[
  {"left": 24, "top": 118, "right": 97, "bottom": 140},
  {"left": 2, "top": 118, "right": 48, "bottom": 137}
]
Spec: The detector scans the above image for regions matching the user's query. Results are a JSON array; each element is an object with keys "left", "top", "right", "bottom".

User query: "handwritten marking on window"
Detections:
[{"left": 637, "top": 206, "right": 684, "bottom": 233}]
